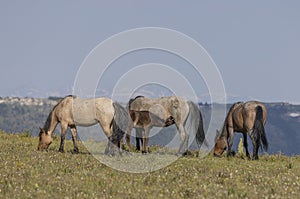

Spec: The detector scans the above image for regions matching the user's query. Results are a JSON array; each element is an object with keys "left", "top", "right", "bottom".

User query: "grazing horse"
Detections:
[
  {"left": 213, "top": 101, "right": 268, "bottom": 160},
  {"left": 37, "top": 95, "right": 128, "bottom": 155},
  {"left": 128, "top": 96, "right": 176, "bottom": 152},
  {"left": 126, "top": 96, "right": 206, "bottom": 154}
]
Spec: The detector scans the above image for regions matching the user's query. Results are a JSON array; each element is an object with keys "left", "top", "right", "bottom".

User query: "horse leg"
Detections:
[
  {"left": 183, "top": 127, "right": 190, "bottom": 155},
  {"left": 136, "top": 136, "right": 140, "bottom": 151},
  {"left": 243, "top": 133, "right": 250, "bottom": 157},
  {"left": 140, "top": 135, "right": 143, "bottom": 151},
  {"left": 125, "top": 123, "right": 134, "bottom": 152},
  {"left": 70, "top": 125, "right": 79, "bottom": 153},
  {"left": 227, "top": 127, "right": 235, "bottom": 157},
  {"left": 102, "top": 125, "right": 112, "bottom": 155},
  {"left": 142, "top": 127, "right": 150, "bottom": 154},
  {"left": 59, "top": 123, "right": 68, "bottom": 153},
  {"left": 117, "top": 141, "right": 123, "bottom": 156},
  {"left": 135, "top": 128, "right": 143, "bottom": 151},
  {"left": 177, "top": 124, "right": 188, "bottom": 155}
]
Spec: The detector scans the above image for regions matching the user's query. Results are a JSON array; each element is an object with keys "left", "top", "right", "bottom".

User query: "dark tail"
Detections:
[
  {"left": 110, "top": 103, "right": 129, "bottom": 147},
  {"left": 253, "top": 106, "right": 268, "bottom": 151},
  {"left": 188, "top": 101, "right": 207, "bottom": 148}
]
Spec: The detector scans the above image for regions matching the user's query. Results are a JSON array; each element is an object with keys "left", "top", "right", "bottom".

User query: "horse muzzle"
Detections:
[
  {"left": 213, "top": 153, "right": 222, "bottom": 158},
  {"left": 37, "top": 142, "right": 51, "bottom": 151}
]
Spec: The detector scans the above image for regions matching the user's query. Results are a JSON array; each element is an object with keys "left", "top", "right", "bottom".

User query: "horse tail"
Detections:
[
  {"left": 110, "top": 102, "right": 129, "bottom": 147},
  {"left": 187, "top": 101, "right": 207, "bottom": 148},
  {"left": 253, "top": 106, "right": 268, "bottom": 151}
]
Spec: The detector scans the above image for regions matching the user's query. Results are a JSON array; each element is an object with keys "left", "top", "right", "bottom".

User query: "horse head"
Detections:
[
  {"left": 213, "top": 130, "right": 227, "bottom": 157},
  {"left": 164, "top": 115, "right": 175, "bottom": 127},
  {"left": 37, "top": 127, "right": 53, "bottom": 150}
]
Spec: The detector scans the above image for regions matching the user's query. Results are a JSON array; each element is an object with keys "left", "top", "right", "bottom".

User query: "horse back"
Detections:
[
  {"left": 71, "top": 97, "right": 114, "bottom": 126},
  {"left": 129, "top": 96, "right": 188, "bottom": 122},
  {"left": 128, "top": 96, "right": 188, "bottom": 127}
]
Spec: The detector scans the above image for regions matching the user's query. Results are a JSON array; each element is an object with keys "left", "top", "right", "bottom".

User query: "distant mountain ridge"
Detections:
[{"left": 0, "top": 97, "right": 299, "bottom": 155}]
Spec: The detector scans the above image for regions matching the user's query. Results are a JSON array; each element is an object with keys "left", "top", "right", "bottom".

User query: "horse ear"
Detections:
[
  {"left": 215, "top": 130, "right": 220, "bottom": 142},
  {"left": 39, "top": 127, "right": 46, "bottom": 134}
]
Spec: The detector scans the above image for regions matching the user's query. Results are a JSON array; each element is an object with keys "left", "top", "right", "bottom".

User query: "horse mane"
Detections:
[
  {"left": 226, "top": 101, "right": 243, "bottom": 121},
  {"left": 220, "top": 101, "right": 243, "bottom": 138},
  {"left": 43, "top": 95, "right": 75, "bottom": 132}
]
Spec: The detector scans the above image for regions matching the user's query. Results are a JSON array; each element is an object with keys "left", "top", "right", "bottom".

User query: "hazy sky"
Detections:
[{"left": 0, "top": 1, "right": 299, "bottom": 103}]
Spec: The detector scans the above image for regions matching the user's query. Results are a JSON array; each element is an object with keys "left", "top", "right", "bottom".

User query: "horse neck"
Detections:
[
  {"left": 220, "top": 102, "right": 243, "bottom": 138},
  {"left": 43, "top": 109, "right": 58, "bottom": 135},
  {"left": 220, "top": 122, "right": 229, "bottom": 138}
]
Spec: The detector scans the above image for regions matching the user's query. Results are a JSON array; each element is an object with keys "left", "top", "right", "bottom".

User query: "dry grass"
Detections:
[{"left": 0, "top": 131, "right": 299, "bottom": 198}]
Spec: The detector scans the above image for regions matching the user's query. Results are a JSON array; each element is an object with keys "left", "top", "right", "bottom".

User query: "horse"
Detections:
[
  {"left": 127, "top": 96, "right": 176, "bottom": 152},
  {"left": 125, "top": 96, "right": 206, "bottom": 154},
  {"left": 37, "top": 95, "right": 128, "bottom": 155},
  {"left": 213, "top": 101, "right": 268, "bottom": 160}
]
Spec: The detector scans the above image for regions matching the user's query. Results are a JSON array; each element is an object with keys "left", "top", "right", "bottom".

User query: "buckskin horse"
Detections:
[
  {"left": 126, "top": 96, "right": 206, "bottom": 155},
  {"left": 213, "top": 101, "right": 268, "bottom": 160},
  {"left": 37, "top": 95, "right": 128, "bottom": 155}
]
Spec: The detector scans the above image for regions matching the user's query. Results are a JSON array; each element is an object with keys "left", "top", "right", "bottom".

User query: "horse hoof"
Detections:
[
  {"left": 182, "top": 151, "right": 188, "bottom": 156},
  {"left": 72, "top": 148, "right": 79, "bottom": 154},
  {"left": 58, "top": 149, "right": 64, "bottom": 153},
  {"left": 227, "top": 151, "right": 236, "bottom": 157},
  {"left": 251, "top": 156, "right": 259, "bottom": 160},
  {"left": 109, "top": 152, "right": 115, "bottom": 157}
]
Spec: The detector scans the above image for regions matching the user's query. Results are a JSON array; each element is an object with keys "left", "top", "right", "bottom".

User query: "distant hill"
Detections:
[{"left": 0, "top": 97, "right": 299, "bottom": 155}]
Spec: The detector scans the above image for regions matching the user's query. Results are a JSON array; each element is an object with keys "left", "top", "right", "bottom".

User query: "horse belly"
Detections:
[
  {"left": 75, "top": 118, "right": 98, "bottom": 127},
  {"left": 73, "top": 106, "right": 98, "bottom": 126},
  {"left": 74, "top": 111, "right": 98, "bottom": 126}
]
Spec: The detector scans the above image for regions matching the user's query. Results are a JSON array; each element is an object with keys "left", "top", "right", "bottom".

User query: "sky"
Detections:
[{"left": 0, "top": 1, "right": 299, "bottom": 103}]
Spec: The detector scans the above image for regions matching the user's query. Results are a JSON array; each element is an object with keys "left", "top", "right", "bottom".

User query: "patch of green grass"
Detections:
[{"left": 0, "top": 131, "right": 299, "bottom": 198}]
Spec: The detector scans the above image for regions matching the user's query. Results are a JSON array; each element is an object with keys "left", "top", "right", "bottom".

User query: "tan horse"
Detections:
[
  {"left": 127, "top": 96, "right": 175, "bottom": 152},
  {"left": 213, "top": 101, "right": 268, "bottom": 160},
  {"left": 37, "top": 95, "right": 128, "bottom": 155},
  {"left": 126, "top": 96, "right": 206, "bottom": 154}
]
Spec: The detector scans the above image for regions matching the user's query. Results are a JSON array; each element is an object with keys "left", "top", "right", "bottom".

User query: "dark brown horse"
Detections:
[{"left": 213, "top": 101, "right": 268, "bottom": 160}]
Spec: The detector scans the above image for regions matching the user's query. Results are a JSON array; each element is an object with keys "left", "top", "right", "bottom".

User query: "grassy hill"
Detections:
[{"left": 0, "top": 131, "right": 299, "bottom": 198}]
